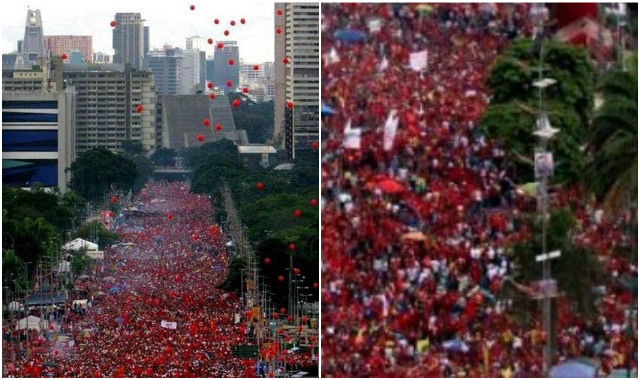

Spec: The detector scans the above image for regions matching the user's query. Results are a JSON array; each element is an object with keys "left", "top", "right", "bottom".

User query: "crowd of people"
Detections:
[
  {"left": 321, "top": 3, "right": 636, "bottom": 377},
  {"left": 3, "top": 182, "right": 313, "bottom": 377}
]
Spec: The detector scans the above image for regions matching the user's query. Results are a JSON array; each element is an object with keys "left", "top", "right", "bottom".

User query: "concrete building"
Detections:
[
  {"left": 274, "top": 3, "right": 319, "bottom": 158},
  {"left": 92, "top": 52, "right": 111, "bottom": 63},
  {"left": 3, "top": 54, "right": 19, "bottom": 70},
  {"left": 64, "top": 63, "right": 156, "bottom": 155},
  {"left": 159, "top": 94, "right": 247, "bottom": 149},
  {"left": 180, "top": 49, "right": 202, "bottom": 95},
  {"left": 146, "top": 49, "right": 181, "bottom": 95},
  {"left": 44, "top": 35, "right": 92, "bottom": 62},
  {"left": 112, "top": 13, "right": 146, "bottom": 70},
  {"left": 2, "top": 56, "right": 75, "bottom": 192},
  {"left": 15, "top": 9, "right": 46, "bottom": 70},
  {"left": 186, "top": 36, "right": 209, "bottom": 51},
  {"left": 211, "top": 41, "right": 239, "bottom": 93}
]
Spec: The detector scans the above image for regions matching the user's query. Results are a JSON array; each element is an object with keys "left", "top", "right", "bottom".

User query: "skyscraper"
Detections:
[
  {"left": 15, "top": 9, "right": 46, "bottom": 69},
  {"left": 146, "top": 48, "right": 182, "bottom": 95},
  {"left": 112, "top": 13, "right": 146, "bottom": 70},
  {"left": 274, "top": 3, "right": 319, "bottom": 158},
  {"left": 44, "top": 35, "right": 92, "bottom": 62},
  {"left": 211, "top": 41, "right": 239, "bottom": 93}
]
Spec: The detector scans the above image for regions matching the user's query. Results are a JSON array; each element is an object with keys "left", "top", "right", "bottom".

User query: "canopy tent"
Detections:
[
  {"left": 550, "top": 360, "right": 598, "bottom": 378},
  {"left": 321, "top": 103, "right": 336, "bottom": 116},
  {"left": 8, "top": 301, "right": 23, "bottom": 311},
  {"left": 17, "top": 315, "right": 43, "bottom": 331},
  {"left": 24, "top": 292, "right": 66, "bottom": 307},
  {"left": 63, "top": 238, "right": 98, "bottom": 252},
  {"left": 56, "top": 260, "right": 71, "bottom": 273},
  {"left": 334, "top": 29, "right": 367, "bottom": 43}
]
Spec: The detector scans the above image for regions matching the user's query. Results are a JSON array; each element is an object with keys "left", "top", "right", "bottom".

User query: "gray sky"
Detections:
[{"left": 2, "top": 0, "right": 277, "bottom": 63}]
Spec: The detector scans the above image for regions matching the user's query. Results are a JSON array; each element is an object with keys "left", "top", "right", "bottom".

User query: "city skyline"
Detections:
[{"left": 2, "top": 0, "right": 275, "bottom": 63}]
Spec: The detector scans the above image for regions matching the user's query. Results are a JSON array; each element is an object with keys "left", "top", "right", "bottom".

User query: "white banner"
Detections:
[
  {"left": 409, "top": 50, "right": 428, "bottom": 72},
  {"left": 343, "top": 129, "right": 362, "bottom": 150},
  {"left": 368, "top": 18, "right": 382, "bottom": 33},
  {"left": 161, "top": 320, "right": 177, "bottom": 330},
  {"left": 383, "top": 110, "right": 399, "bottom": 151}
]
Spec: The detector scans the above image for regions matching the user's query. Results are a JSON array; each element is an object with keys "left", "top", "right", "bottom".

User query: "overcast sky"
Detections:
[{"left": 2, "top": 0, "right": 277, "bottom": 63}]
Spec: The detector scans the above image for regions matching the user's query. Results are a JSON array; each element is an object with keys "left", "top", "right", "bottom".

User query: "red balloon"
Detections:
[
  {"left": 293, "top": 268, "right": 300, "bottom": 275},
  {"left": 256, "top": 182, "right": 264, "bottom": 190},
  {"left": 54, "top": 350, "right": 59, "bottom": 356},
  {"left": 286, "top": 101, "right": 294, "bottom": 109},
  {"left": 298, "top": 325, "right": 303, "bottom": 332},
  {"left": 136, "top": 104, "right": 144, "bottom": 113},
  {"left": 264, "top": 257, "right": 271, "bottom": 265},
  {"left": 275, "top": 27, "right": 282, "bottom": 35},
  {"left": 282, "top": 57, "right": 289, "bottom": 64},
  {"left": 209, "top": 93, "right": 216, "bottom": 100},
  {"left": 294, "top": 210, "right": 301, "bottom": 217},
  {"left": 111, "top": 195, "right": 118, "bottom": 204},
  {"left": 108, "top": 211, "right": 114, "bottom": 218},
  {"left": 313, "top": 282, "right": 318, "bottom": 289},
  {"left": 224, "top": 30, "right": 229, "bottom": 36},
  {"left": 228, "top": 59, "right": 235, "bottom": 65},
  {"left": 230, "top": 20, "right": 236, "bottom": 26},
  {"left": 312, "top": 141, "right": 319, "bottom": 150},
  {"left": 214, "top": 19, "right": 219, "bottom": 24},
  {"left": 272, "top": 313, "right": 279, "bottom": 319},
  {"left": 277, "top": 9, "right": 283, "bottom": 16},
  {"left": 242, "top": 88, "right": 249, "bottom": 94},
  {"left": 310, "top": 199, "right": 318, "bottom": 206},
  {"left": 301, "top": 315, "right": 308, "bottom": 324},
  {"left": 215, "top": 123, "right": 222, "bottom": 131},
  {"left": 167, "top": 213, "right": 173, "bottom": 220},
  {"left": 203, "top": 118, "right": 210, "bottom": 126},
  {"left": 189, "top": 5, "right": 195, "bottom": 10},
  {"left": 133, "top": 367, "right": 142, "bottom": 376},
  {"left": 110, "top": 21, "right": 117, "bottom": 27},
  {"left": 278, "top": 275, "right": 285, "bottom": 282},
  {"left": 93, "top": 370, "right": 101, "bottom": 378},
  {"left": 288, "top": 243, "right": 296, "bottom": 251},
  {"left": 61, "top": 53, "right": 67, "bottom": 60},
  {"left": 217, "top": 42, "right": 224, "bottom": 49},
  {"left": 207, "top": 82, "right": 213, "bottom": 89},
  {"left": 207, "top": 38, "right": 213, "bottom": 44},
  {"left": 209, "top": 225, "right": 218, "bottom": 234},
  {"left": 226, "top": 79, "right": 233, "bottom": 87},
  {"left": 253, "top": 65, "right": 259, "bottom": 71},
  {"left": 280, "top": 307, "right": 286, "bottom": 314},
  {"left": 197, "top": 134, "right": 204, "bottom": 142},
  {"left": 240, "top": 18, "right": 246, "bottom": 24},
  {"left": 232, "top": 99, "right": 241, "bottom": 107},
  {"left": 288, "top": 315, "right": 294, "bottom": 322}
]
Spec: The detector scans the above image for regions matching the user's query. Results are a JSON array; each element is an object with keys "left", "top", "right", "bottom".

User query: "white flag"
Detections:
[
  {"left": 161, "top": 320, "right": 177, "bottom": 330},
  {"left": 343, "top": 119, "right": 361, "bottom": 150},
  {"left": 383, "top": 110, "right": 399, "bottom": 151},
  {"left": 378, "top": 55, "right": 389, "bottom": 72},
  {"left": 409, "top": 50, "right": 428, "bottom": 72}
]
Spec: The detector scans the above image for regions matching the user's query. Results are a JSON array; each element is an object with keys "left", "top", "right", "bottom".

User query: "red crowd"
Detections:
[
  {"left": 3, "top": 182, "right": 312, "bottom": 377},
  {"left": 321, "top": 3, "right": 636, "bottom": 377}
]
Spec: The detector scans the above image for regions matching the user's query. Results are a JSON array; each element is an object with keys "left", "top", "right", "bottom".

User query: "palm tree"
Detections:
[{"left": 586, "top": 68, "right": 638, "bottom": 215}]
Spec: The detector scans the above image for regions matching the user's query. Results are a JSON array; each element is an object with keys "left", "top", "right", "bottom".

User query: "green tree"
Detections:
[
  {"left": 70, "top": 250, "right": 91, "bottom": 276},
  {"left": 69, "top": 148, "right": 139, "bottom": 202},
  {"left": 585, "top": 69, "right": 638, "bottom": 214},
  {"left": 74, "top": 221, "right": 119, "bottom": 249},
  {"left": 121, "top": 140, "right": 145, "bottom": 156},
  {"left": 218, "top": 256, "right": 246, "bottom": 293},
  {"left": 482, "top": 38, "right": 595, "bottom": 184},
  {"left": 229, "top": 93, "right": 274, "bottom": 143},
  {"left": 151, "top": 148, "right": 177, "bottom": 166},
  {"left": 2, "top": 249, "right": 28, "bottom": 295}
]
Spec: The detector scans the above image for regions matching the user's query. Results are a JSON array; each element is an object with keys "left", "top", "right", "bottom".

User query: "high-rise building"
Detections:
[
  {"left": 239, "top": 62, "right": 275, "bottom": 102},
  {"left": 186, "top": 36, "right": 209, "bottom": 51},
  {"left": 2, "top": 56, "right": 75, "bottom": 192},
  {"left": 112, "top": 13, "right": 146, "bottom": 70},
  {"left": 206, "top": 58, "right": 215, "bottom": 83},
  {"left": 3, "top": 54, "right": 18, "bottom": 70},
  {"left": 274, "top": 3, "right": 319, "bottom": 158},
  {"left": 44, "top": 35, "right": 92, "bottom": 62},
  {"left": 180, "top": 49, "right": 202, "bottom": 94},
  {"left": 211, "top": 41, "right": 239, "bottom": 93},
  {"left": 15, "top": 9, "right": 46, "bottom": 69},
  {"left": 65, "top": 64, "right": 156, "bottom": 155},
  {"left": 146, "top": 49, "right": 181, "bottom": 95}
]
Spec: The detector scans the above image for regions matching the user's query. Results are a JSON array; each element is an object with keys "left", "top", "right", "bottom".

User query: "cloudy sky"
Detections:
[{"left": 2, "top": 0, "right": 277, "bottom": 63}]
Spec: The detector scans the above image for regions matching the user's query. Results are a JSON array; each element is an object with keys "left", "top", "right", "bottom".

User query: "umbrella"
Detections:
[
  {"left": 334, "top": 29, "right": 366, "bottom": 43},
  {"left": 154, "top": 235, "right": 165, "bottom": 242},
  {"left": 442, "top": 339, "right": 469, "bottom": 353},
  {"left": 416, "top": 4, "right": 433, "bottom": 17},
  {"left": 109, "top": 286, "right": 121, "bottom": 294},
  {"left": 114, "top": 317, "right": 124, "bottom": 325},
  {"left": 321, "top": 103, "right": 336, "bottom": 116},
  {"left": 377, "top": 179, "right": 406, "bottom": 194},
  {"left": 103, "top": 276, "right": 116, "bottom": 283},
  {"left": 93, "top": 291, "right": 106, "bottom": 297},
  {"left": 401, "top": 231, "right": 427, "bottom": 241},
  {"left": 550, "top": 361, "right": 597, "bottom": 378}
]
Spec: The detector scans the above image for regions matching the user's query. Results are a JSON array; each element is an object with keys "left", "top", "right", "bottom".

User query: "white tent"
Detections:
[
  {"left": 63, "top": 238, "right": 98, "bottom": 252},
  {"left": 17, "top": 315, "right": 43, "bottom": 331},
  {"left": 8, "top": 301, "right": 23, "bottom": 311}
]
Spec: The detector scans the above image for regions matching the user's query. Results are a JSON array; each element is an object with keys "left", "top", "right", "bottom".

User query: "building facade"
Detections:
[
  {"left": 274, "top": 3, "right": 319, "bottom": 158},
  {"left": 64, "top": 64, "right": 156, "bottom": 155},
  {"left": 44, "top": 35, "right": 92, "bottom": 62},
  {"left": 211, "top": 41, "right": 239, "bottom": 93},
  {"left": 112, "top": 13, "right": 146, "bottom": 70},
  {"left": 15, "top": 9, "right": 46, "bottom": 70},
  {"left": 146, "top": 49, "right": 181, "bottom": 95}
]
